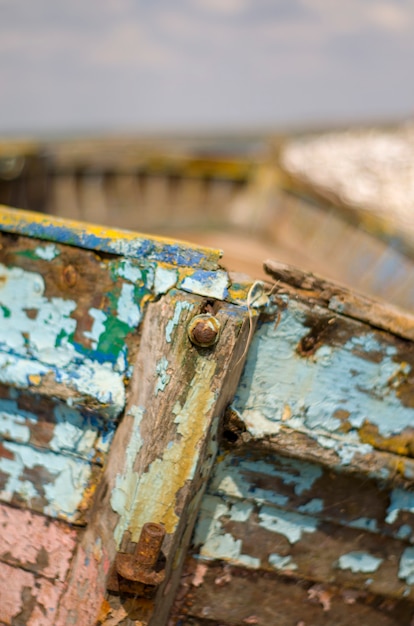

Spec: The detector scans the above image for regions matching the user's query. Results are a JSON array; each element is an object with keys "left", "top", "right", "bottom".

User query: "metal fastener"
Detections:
[
  {"left": 188, "top": 314, "right": 221, "bottom": 347},
  {"left": 62, "top": 264, "right": 77, "bottom": 288},
  {"left": 107, "top": 522, "right": 166, "bottom": 594}
]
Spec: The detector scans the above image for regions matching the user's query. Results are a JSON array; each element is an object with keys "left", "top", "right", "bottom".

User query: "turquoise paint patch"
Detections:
[
  {"left": 397, "top": 525, "right": 412, "bottom": 540},
  {"left": 399, "top": 547, "right": 414, "bottom": 584},
  {"left": 298, "top": 498, "right": 324, "bottom": 514},
  {"left": 83, "top": 308, "right": 107, "bottom": 349},
  {"left": 258, "top": 506, "right": 318, "bottom": 543},
  {"left": 0, "top": 304, "right": 10, "bottom": 318},
  {"left": 338, "top": 551, "right": 383, "bottom": 573},
  {"left": 349, "top": 517, "right": 378, "bottom": 533},
  {"left": 0, "top": 264, "right": 127, "bottom": 416}
]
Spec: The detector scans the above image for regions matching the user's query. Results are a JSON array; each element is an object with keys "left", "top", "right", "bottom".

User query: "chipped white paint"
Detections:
[
  {"left": 258, "top": 506, "right": 318, "bottom": 544},
  {"left": 0, "top": 440, "right": 92, "bottom": 520},
  {"left": 0, "top": 263, "right": 127, "bottom": 416},
  {"left": 34, "top": 244, "right": 60, "bottom": 260},
  {"left": 155, "top": 357, "right": 171, "bottom": 395},
  {"left": 165, "top": 300, "right": 194, "bottom": 343},
  {"left": 114, "top": 259, "right": 143, "bottom": 284},
  {"left": 83, "top": 308, "right": 107, "bottom": 349},
  {"left": 154, "top": 266, "right": 178, "bottom": 295},
  {"left": 111, "top": 405, "right": 145, "bottom": 545},
  {"left": 195, "top": 495, "right": 259, "bottom": 567},
  {"left": 179, "top": 269, "right": 229, "bottom": 300},
  {"left": 269, "top": 553, "right": 298, "bottom": 571},
  {"left": 0, "top": 407, "right": 32, "bottom": 444},
  {"left": 399, "top": 547, "right": 414, "bottom": 585},
  {"left": 117, "top": 283, "right": 141, "bottom": 327},
  {"left": 386, "top": 488, "right": 414, "bottom": 524},
  {"left": 232, "top": 302, "right": 411, "bottom": 467}
]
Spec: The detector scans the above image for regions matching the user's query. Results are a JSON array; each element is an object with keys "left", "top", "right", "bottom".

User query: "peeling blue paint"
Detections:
[
  {"left": 349, "top": 517, "right": 379, "bottom": 533},
  {"left": 117, "top": 283, "right": 141, "bottom": 327},
  {"left": 269, "top": 553, "right": 298, "bottom": 571},
  {"left": 338, "top": 551, "right": 383, "bottom": 573},
  {"left": 399, "top": 547, "right": 414, "bottom": 585},
  {"left": 165, "top": 300, "right": 194, "bottom": 343},
  {"left": 111, "top": 405, "right": 145, "bottom": 545},
  {"left": 154, "top": 266, "right": 178, "bottom": 295},
  {"left": 231, "top": 302, "right": 413, "bottom": 465},
  {"left": 386, "top": 488, "right": 414, "bottom": 524},
  {"left": 0, "top": 439, "right": 92, "bottom": 520},
  {"left": 209, "top": 453, "right": 322, "bottom": 510},
  {"left": 258, "top": 506, "right": 318, "bottom": 544},
  {"left": 297, "top": 499, "right": 324, "bottom": 514},
  {"left": 194, "top": 495, "right": 259, "bottom": 567},
  {"left": 0, "top": 209, "right": 221, "bottom": 269},
  {"left": 155, "top": 357, "right": 171, "bottom": 395},
  {"left": 179, "top": 269, "right": 229, "bottom": 300},
  {"left": 114, "top": 258, "right": 144, "bottom": 284}
]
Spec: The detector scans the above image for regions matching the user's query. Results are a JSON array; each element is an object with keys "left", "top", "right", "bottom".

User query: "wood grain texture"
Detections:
[
  {"left": 264, "top": 259, "right": 414, "bottom": 341},
  {"left": 170, "top": 558, "right": 414, "bottom": 626},
  {"left": 0, "top": 503, "right": 78, "bottom": 580},
  {"left": 0, "top": 560, "right": 65, "bottom": 626}
]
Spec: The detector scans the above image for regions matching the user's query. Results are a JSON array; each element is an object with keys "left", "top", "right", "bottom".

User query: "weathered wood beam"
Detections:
[{"left": 56, "top": 290, "right": 254, "bottom": 625}]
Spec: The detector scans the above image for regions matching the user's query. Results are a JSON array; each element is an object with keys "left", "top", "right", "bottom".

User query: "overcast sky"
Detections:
[{"left": 1, "top": 0, "right": 414, "bottom": 135}]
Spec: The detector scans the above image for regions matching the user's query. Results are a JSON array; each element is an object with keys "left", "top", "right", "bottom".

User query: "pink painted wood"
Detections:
[{"left": 0, "top": 504, "right": 79, "bottom": 625}]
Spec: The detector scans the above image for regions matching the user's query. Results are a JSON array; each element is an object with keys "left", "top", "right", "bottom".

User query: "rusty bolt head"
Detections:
[
  {"left": 62, "top": 264, "right": 77, "bottom": 288},
  {"left": 188, "top": 314, "right": 221, "bottom": 348}
]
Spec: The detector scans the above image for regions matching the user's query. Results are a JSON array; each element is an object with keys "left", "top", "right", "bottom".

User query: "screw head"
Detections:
[
  {"left": 188, "top": 314, "right": 221, "bottom": 348},
  {"left": 62, "top": 264, "right": 77, "bottom": 288}
]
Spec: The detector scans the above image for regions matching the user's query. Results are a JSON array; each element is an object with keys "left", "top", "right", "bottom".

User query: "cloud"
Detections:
[
  {"left": 189, "top": 0, "right": 250, "bottom": 16},
  {"left": 0, "top": 0, "right": 414, "bottom": 133}
]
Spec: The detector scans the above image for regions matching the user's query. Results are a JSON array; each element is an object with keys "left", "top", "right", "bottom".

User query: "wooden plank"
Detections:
[
  {"left": 0, "top": 439, "right": 101, "bottom": 522},
  {"left": 0, "top": 385, "right": 114, "bottom": 463},
  {"left": 231, "top": 293, "right": 414, "bottom": 469},
  {"left": 0, "top": 232, "right": 154, "bottom": 417},
  {"left": 181, "top": 262, "right": 414, "bottom": 616},
  {"left": 206, "top": 449, "right": 414, "bottom": 546},
  {"left": 56, "top": 289, "right": 254, "bottom": 625},
  {"left": 264, "top": 259, "right": 414, "bottom": 341},
  {"left": 0, "top": 561, "right": 64, "bottom": 626},
  {"left": 0, "top": 503, "right": 78, "bottom": 580},
  {"left": 193, "top": 491, "right": 414, "bottom": 601},
  {"left": 170, "top": 558, "right": 414, "bottom": 626},
  {"left": 0, "top": 205, "right": 222, "bottom": 270}
]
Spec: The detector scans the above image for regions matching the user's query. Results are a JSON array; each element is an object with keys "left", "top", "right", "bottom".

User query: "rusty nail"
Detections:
[
  {"left": 62, "top": 264, "right": 77, "bottom": 288},
  {"left": 115, "top": 522, "right": 166, "bottom": 587},
  {"left": 188, "top": 314, "right": 221, "bottom": 348}
]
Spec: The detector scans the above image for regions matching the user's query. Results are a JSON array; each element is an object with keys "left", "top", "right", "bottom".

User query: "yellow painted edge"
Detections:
[{"left": 0, "top": 205, "right": 223, "bottom": 264}]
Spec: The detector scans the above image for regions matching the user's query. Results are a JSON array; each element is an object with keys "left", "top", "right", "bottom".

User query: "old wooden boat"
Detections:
[{"left": 1, "top": 205, "right": 414, "bottom": 625}]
